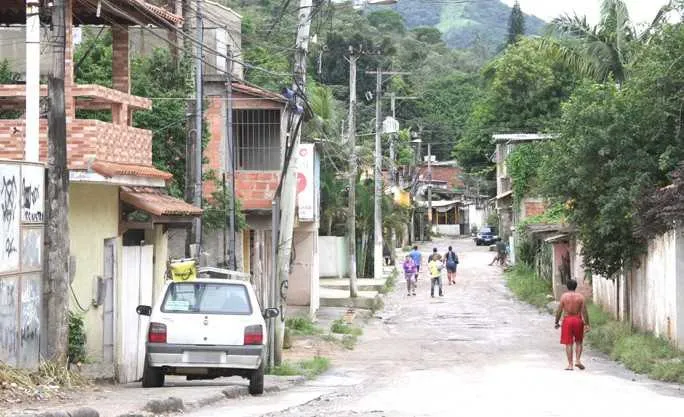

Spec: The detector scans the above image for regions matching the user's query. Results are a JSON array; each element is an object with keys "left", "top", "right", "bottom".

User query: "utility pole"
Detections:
[
  {"left": 225, "top": 49, "right": 237, "bottom": 270},
  {"left": 346, "top": 50, "right": 359, "bottom": 297},
  {"left": 45, "top": 0, "right": 70, "bottom": 363},
  {"left": 192, "top": 0, "right": 204, "bottom": 256},
  {"left": 274, "top": 0, "right": 313, "bottom": 365},
  {"left": 427, "top": 143, "right": 433, "bottom": 240},
  {"left": 373, "top": 65, "right": 383, "bottom": 281},
  {"left": 389, "top": 93, "right": 396, "bottom": 188},
  {"left": 25, "top": 0, "right": 40, "bottom": 162},
  {"left": 365, "top": 69, "right": 409, "bottom": 279}
]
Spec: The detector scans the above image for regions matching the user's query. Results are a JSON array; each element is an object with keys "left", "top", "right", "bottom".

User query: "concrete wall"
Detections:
[
  {"left": 319, "top": 236, "right": 348, "bottom": 278},
  {"left": 288, "top": 222, "right": 320, "bottom": 315},
  {"left": 433, "top": 224, "right": 461, "bottom": 236},
  {"left": 592, "top": 229, "right": 684, "bottom": 348},
  {"left": 68, "top": 183, "right": 120, "bottom": 362},
  {"left": 468, "top": 205, "right": 486, "bottom": 230}
]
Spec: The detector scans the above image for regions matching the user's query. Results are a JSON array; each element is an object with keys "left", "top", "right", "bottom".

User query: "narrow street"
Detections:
[{"left": 184, "top": 237, "right": 684, "bottom": 417}]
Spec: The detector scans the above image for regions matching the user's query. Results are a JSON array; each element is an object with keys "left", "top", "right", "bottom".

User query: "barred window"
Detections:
[{"left": 234, "top": 109, "right": 281, "bottom": 170}]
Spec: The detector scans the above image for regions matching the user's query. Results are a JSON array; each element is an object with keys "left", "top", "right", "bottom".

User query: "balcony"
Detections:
[
  {"left": 0, "top": 83, "right": 153, "bottom": 168},
  {"left": 498, "top": 176, "right": 512, "bottom": 198}
]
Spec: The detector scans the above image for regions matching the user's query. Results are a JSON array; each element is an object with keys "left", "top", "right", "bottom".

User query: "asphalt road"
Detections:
[{"left": 184, "top": 237, "right": 684, "bottom": 417}]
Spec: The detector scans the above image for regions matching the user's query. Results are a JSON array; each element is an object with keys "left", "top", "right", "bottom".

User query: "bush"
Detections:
[
  {"left": 286, "top": 317, "right": 322, "bottom": 336},
  {"left": 68, "top": 312, "right": 87, "bottom": 365},
  {"left": 330, "top": 319, "right": 362, "bottom": 336},
  {"left": 505, "top": 263, "right": 552, "bottom": 308}
]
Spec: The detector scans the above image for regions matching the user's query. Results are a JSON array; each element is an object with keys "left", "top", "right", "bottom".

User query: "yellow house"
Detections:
[{"left": 0, "top": 1, "right": 200, "bottom": 382}]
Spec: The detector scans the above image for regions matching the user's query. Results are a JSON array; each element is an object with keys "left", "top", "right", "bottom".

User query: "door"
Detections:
[
  {"left": 119, "top": 244, "right": 154, "bottom": 383},
  {"left": 102, "top": 239, "right": 116, "bottom": 363}
]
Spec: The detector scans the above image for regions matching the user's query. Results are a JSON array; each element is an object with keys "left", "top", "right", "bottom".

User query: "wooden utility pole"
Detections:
[
  {"left": 346, "top": 50, "right": 359, "bottom": 297},
  {"left": 45, "top": 0, "right": 70, "bottom": 363},
  {"left": 274, "top": 0, "right": 313, "bottom": 365}
]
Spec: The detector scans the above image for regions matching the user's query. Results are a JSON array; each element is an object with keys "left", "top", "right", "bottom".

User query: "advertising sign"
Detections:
[{"left": 296, "top": 144, "right": 316, "bottom": 221}]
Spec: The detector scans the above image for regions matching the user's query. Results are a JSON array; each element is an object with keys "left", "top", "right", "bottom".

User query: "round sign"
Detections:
[{"left": 296, "top": 172, "right": 307, "bottom": 194}]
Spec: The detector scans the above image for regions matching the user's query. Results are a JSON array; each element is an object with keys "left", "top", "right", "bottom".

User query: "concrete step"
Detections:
[
  {"left": 319, "top": 278, "right": 386, "bottom": 292},
  {"left": 319, "top": 287, "right": 381, "bottom": 309}
]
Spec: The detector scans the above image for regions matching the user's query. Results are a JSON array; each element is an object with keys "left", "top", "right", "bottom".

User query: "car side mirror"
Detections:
[
  {"left": 263, "top": 307, "right": 280, "bottom": 319},
  {"left": 136, "top": 305, "right": 152, "bottom": 316}
]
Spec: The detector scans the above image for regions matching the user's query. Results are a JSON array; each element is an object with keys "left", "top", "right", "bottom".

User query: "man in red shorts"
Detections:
[{"left": 554, "top": 279, "right": 591, "bottom": 370}]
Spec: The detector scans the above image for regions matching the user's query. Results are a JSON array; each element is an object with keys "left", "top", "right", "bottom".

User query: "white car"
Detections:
[{"left": 135, "top": 270, "right": 279, "bottom": 394}]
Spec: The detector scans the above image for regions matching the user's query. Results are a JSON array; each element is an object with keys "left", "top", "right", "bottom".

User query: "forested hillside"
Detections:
[{"left": 374, "top": 0, "right": 547, "bottom": 50}]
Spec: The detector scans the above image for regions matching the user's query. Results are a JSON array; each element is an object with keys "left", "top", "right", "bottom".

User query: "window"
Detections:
[
  {"left": 161, "top": 283, "right": 252, "bottom": 315},
  {"left": 234, "top": 109, "right": 281, "bottom": 170}
]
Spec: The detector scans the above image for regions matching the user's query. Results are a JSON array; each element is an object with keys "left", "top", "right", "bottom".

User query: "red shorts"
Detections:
[{"left": 560, "top": 315, "right": 584, "bottom": 345}]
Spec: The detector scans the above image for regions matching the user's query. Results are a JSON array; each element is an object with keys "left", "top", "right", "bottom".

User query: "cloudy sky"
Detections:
[{"left": 501, "top": 0, "right": 671, "bottom": 25}]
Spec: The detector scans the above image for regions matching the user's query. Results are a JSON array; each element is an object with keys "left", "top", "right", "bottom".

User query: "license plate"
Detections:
[{"left": 185, "top": 351, "right": 222, "bottom": 363}]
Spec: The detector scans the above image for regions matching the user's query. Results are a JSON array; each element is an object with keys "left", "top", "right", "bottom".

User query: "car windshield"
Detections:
[{"left": 161, "top": 282, "right": 252, "bottom": 315}]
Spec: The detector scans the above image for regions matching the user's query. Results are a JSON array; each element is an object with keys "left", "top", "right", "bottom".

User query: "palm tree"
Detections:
[{"left": 540, "top": 0, "right": 674, "bottom": 84}]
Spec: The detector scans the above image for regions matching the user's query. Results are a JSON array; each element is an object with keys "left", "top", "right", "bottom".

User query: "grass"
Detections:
[
  {"left": 504, "top": 263, "right": 553, "bottom": 308},
  {"left": 285, "top": 317, "right": 323, "bottom": 336},
  {"left": 586, "top": 304, "right": 684, "bottom": 383},
  {"left": 330, "top": 319, "right": 363, "bottom": 336},
  {"left": 268, "top": 356, "right": 330, "bottom": 379},
  {"left": 341, "top": 335, "right": 358, "bottom": 350}
]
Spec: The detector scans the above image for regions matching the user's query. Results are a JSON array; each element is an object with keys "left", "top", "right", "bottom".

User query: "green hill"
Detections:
[{"left": 373, "top": 0, "right": 548, "bottom": 50}]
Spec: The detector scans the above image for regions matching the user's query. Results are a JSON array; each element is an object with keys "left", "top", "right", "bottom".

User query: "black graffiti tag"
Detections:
[
  {"left": 0, "top": 175, "right": 17, "bottom": 227},
  {"left": 23, "top": 178, "right": 40, "bottom": 210},
  {"left": 5, "top": 237, "right": 17, "bottom": 257}
]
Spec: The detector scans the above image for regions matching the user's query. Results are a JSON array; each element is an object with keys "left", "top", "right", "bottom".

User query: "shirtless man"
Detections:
[{"left": 554, "top": 279, "right": 591, "bottom": 370}]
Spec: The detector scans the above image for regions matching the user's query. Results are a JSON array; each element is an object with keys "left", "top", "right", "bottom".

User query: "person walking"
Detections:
[
  {"left": 444, "top": 246, "right": 459, "bottom": 285},
  {"left": 554, "top": 279, "right": 591, "bottom": 370},
  {"left": 428, "top": 254, "right": 444, "bottom": 298},
  {"left": 409, "top": 246, "right": 422, "bottom": 282},
  {"left": 402, "top": 254, "right": 417, "bottom": 296}
]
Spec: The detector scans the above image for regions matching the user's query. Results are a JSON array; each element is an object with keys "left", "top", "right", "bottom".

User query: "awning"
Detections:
[
  {"left": 545, "top": 234, "right": 570, "bottom": 243},
  {"left": 121, "top": 187, "right": 202, "bottom": 217},
  {"left": 92, "top": 161, "right": 173, "bottom": 181}
]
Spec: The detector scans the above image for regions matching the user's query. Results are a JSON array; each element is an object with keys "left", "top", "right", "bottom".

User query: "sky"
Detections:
[{"left": 501, "top": 0, "right": 671, "bottom": 25}]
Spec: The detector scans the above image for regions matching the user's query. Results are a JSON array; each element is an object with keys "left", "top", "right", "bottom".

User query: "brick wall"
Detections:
[
  {"left": 0, "top": 119, "right": 151, "bottom": 167},
  {"left": 524, "top": 200, "right": 546, "bottom": 218},
  {"left": 112, "top": 27, "right": 130, "bottom": 94},
  {"left": 204, "top": 96, "right": 224, "bottom": 198},
  {"left": 235, "top": 171, "right": 280, "bottom": 210}
]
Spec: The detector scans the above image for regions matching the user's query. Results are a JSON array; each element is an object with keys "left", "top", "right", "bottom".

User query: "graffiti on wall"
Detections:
[
  {"left": 20, "top": 274, "right": 41, "bottom": 366},
  {"left": 21, "top": 165, "right": 44, "bottom": 224},
  {"left": 0, "top": 164, "right": 20, "bottom": 273},
  {"left": 22, "top": 228, "right": 42, "bottom": 271},
  {"left": 0, "top": 277, "right": 18, "bottom": 365}
]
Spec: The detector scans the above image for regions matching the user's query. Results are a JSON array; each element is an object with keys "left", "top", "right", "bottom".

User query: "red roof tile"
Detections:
[
  {"left": 91, "top": 161, "right": 173, "bottom": 181},
  {"left": 121, "top": 187, "right": 202, "bottom": 217}
]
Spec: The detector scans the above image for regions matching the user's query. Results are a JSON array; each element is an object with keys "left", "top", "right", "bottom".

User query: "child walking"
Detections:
[
  {"left": 402, "top": 254, "right": 417, "bottom": 296},
  {"left": 428, "top": 254, "right": 444, "bottom": 298}
]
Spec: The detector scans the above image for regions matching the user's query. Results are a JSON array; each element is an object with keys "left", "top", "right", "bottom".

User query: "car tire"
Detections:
[
  {"left": 142, "top": 357, "right": 165, "bottom": 388},
  {"left": 249, "top": 361, "right": 265, "bottom": 395}
]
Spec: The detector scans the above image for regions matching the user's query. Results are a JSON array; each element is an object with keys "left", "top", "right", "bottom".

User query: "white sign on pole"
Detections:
[{"left": 296, "top": 144, "right": 315, "bottom": 221}]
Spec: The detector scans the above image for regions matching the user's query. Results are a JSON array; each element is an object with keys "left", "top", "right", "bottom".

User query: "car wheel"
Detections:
[
  {"left": 142, "top": 357, "right": 165, "bottom": 388},
  {"left": 249, "top": 361, "right": 265, "bottom": 395}
]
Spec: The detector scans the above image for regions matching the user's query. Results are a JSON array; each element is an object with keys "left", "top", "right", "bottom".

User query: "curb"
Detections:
[{"left": 14, "top": 376, "right": 308, "bottom": 417}]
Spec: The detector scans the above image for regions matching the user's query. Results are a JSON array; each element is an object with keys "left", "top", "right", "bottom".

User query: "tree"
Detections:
[
  {"left": 454, "top": 38, "right": 579, "bottom": 175},
  {"left": 540, "top": 22, "right": 684, "bottom": 276},
  {"left": 540, "top": 0, "right": 673, "bottom": 84},
  {"left": 507, "top": 1, "right": 525, "bottom": 45}
]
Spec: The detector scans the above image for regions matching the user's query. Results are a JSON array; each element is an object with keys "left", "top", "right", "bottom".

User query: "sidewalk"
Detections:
[{"left": 4, "top": 375, "right": 305, "bottom": 417}]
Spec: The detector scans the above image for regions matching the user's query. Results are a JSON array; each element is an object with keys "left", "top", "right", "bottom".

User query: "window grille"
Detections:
[{"left": 234, "top": 109, "right": 281, "bottom": 170}]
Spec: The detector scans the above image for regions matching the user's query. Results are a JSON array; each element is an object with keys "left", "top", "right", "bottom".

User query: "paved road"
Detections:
[{"left": 186, "top": 238, "right": 684, "bottom": 417}]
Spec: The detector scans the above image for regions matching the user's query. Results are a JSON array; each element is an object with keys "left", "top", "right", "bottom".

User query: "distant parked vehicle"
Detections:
[{"left": 474, "top": 226, "right": 500, "bottom": 246}]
